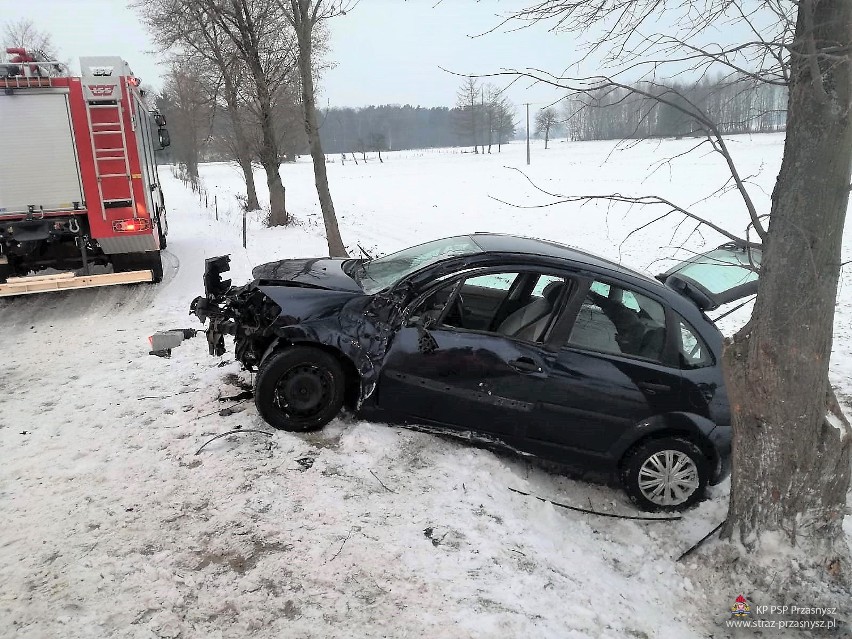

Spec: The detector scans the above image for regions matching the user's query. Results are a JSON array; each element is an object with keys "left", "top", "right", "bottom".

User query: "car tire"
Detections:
[
  {"left": 620, "top": 437, "right": 709, "bottom": 511},
  {"left": 255, "top": 346, "right": 345, "bottom": 432}
]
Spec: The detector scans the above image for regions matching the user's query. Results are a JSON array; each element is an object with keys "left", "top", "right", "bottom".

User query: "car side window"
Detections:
[
  {"left": 412, "top": 271, "right": 568, "bottom": 343},
  {"left": 568, "top": 280, "right": 667, "bottom": 362},
  {"left": 465, "top": 272, "right": 518, "bottom": 291},
  {"left": 677, "top": 317, "right": 714, "bottom": 368},
  {"left": 532, "top": 274, "right": 563, "bottom": 297}
]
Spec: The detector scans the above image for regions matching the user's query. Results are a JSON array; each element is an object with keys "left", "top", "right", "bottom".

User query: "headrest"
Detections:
[{"left": 542, "top": 281, "right": 566, "bottom": 303}]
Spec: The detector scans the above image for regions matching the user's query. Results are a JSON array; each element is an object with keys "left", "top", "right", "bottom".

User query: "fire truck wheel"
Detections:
[
  {"left": 148, "top": 251, "right": 164, "bottom": 283},
  {"left": 157, "top": 218, "right": 167, "bottom": 249},
  {"left": 112, "top": 251, "right": 164, "bottom": 284}
]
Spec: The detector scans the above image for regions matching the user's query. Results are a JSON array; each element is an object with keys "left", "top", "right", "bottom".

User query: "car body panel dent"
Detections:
[
  {"left": 260, "top": 291, "right": 408, "bottom": 405},
  {"left": 253, "top": 257, "right": 363, "bottom": 292}
]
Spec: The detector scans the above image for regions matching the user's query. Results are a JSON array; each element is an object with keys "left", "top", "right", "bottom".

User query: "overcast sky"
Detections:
[{"left": 1, "top": 0, "right": 594, "bottom": 109}]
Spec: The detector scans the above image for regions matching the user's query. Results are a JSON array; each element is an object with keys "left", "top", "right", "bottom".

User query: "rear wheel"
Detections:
[
  {"left": 112, "top": 251, "right": 164, "bottom": 283},
  {"left": 157, "top": 217, "right": 167, "bottom": 249},
  {"left": 620, "top": 437, "right": 709, "bottom": 511},
  {"left": 255, "top": 346, "right": 345, "bottom": 431}
]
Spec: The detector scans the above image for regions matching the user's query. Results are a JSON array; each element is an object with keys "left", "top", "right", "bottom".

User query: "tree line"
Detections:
[{"left": 557, "top": 76, "right": 786, "bottom": 142}]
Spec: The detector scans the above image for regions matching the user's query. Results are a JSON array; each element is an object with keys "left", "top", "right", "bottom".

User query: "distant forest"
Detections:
[
  {"left": 157, "top": 76, "right": 788, "bottom": 165},
  {"left": 316, "top": 105, "right": 482, "bottom": 154},
  {"left": 563, "top": 79, "right": 787, "bottom": 141}
]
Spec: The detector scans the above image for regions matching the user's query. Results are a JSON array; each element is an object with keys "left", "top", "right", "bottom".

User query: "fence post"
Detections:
[
  {"left": 242, "top": 210, "right": 247, "bottom": 249},
  {"left": 215, "top": 195, "right": 218, "bottom": 221}
]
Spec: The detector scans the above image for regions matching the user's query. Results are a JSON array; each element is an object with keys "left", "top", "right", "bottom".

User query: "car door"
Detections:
[
  {"left": 375, "top": 269, "right": 571, "bottom": 443},
  {"left": 524, "top": 279, "right": 685, "bottom": 454}
]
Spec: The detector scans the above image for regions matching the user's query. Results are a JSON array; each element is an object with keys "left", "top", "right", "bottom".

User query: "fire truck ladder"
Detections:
[{"left": 85, "top": 99, "right": 136, "bottom": 217}]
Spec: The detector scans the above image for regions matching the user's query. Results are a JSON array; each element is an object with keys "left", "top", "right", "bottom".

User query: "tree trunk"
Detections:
[
  {"left": 292, "top": 5, "right": 347, "bottom": 257},
  {"left": 238, "top": 157, "right": 260, "bottom": 211},
  {"left": 722, "top": 0, "right": 852, "bottom": 578},
  {"left": 264, "top": 163, "right": 287, "bottom": 226},
  {"left": 231, "top": 0, "right": 287, "bottom": 226},
  {"left": 220, "top": 68, "right": 260, "bottom": 211}
]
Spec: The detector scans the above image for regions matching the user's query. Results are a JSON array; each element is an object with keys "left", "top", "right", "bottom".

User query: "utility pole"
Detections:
[{"left": 525, "top": 103, "right": 531, "bottom": 165}]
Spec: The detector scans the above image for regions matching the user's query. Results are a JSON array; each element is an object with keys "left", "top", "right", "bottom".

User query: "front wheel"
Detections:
[
  {"left": 620, "top": 437, "right": 709, "bottom": 511},
  {"left": 255, "top": 346, "right": 345, "bottom": 431}
]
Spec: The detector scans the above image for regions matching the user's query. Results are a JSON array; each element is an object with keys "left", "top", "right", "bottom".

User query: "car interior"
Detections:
[
  {"left": 415, "top": 273, "right": 681, "bottom": 362},
  {"left": 568, "top": 281, "right": 667, "bottom": 361},
  {"left": 417, "top": 271, "right": 569, "bottom": 342}
]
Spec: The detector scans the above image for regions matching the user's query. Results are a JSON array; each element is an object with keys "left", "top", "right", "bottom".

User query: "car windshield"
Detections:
[{"left": 357, "top": 236, "right": 482, "bottom": 294}]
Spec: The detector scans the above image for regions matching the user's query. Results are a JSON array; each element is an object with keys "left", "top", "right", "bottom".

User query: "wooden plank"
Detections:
[
  {"left": 6, "top": 272, "right": 77, "bottom": 284},
  {"left": 0, "top": 270, "right": 153, "bottom": 297}
]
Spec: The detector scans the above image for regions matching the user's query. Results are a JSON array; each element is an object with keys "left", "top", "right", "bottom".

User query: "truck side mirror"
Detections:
[
  {"left": 154, "top": 113, "right": 167, "bottom": 127},
  {"left": 157, "top": 128, "right": 171, "bottom": 149}
]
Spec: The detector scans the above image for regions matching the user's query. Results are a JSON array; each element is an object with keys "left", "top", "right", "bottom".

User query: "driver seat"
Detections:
[{"left": 496, "top": 281, "right": 565, "bottom": 341}]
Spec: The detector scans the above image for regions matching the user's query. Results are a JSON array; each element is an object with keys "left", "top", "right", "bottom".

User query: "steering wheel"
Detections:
[{"left": 442, "top": 293, "right": 466, "bottom": 327}]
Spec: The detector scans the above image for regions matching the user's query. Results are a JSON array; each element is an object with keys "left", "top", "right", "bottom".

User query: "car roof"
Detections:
[{"left": 468, "top": 233, "right": 662, "bottom": 287}]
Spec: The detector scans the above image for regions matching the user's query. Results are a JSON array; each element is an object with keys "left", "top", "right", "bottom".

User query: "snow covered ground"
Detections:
[{"left": 1, "top": 134, "right": 850, "bottom": 638}]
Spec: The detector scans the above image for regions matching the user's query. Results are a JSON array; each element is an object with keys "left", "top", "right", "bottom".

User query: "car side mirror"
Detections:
[{"left": 158, "top": 128, "right": 171, "bottom": 149}]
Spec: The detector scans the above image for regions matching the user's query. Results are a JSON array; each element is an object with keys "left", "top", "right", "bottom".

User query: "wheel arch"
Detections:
[{"left": 615, "top": 412, "right": 719, "bottom": 471}]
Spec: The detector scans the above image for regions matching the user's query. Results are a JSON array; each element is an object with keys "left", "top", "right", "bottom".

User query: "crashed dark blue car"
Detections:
[{"left": 159, "top": 234, "right": 759, "bottom": 510}]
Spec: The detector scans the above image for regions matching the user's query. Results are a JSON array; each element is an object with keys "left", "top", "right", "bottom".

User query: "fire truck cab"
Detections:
[{"left": 0, "top": 50, "right": 170, "bottom": 289}]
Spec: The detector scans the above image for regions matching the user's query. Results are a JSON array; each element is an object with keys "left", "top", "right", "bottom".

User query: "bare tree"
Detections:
[
  {"left": 135, "top": 0, "right": 295, "bottom": 221},
  {"left": 204, "top": 0, "right": 294, "bottom": 226},
  {"left": 2, "top": 19, "right": 58, "bottom": 60},
  {"left": 493, "top": 97, "right": 517, "bottom": 151},
  {"left": 1, "top": 19, "right": 65, "bottom": 76},
  {"left": 535, "top": 107, "right": 559, "bottom": 149},
  {"left": 455, "top": 77, "right": 481, "bottom": 153},
  {"left": 279, "top": 0, "right": 349, "bottom": 257},
  {"left": 490, "top": 0, "right": 852, "bottom": 603},
  {"left": 368, "top": 131, "right": 386, "bottom": 163},
  {"left": 159, "top": 61, "right": 215, "bottom": 180},
  {"left": 136, "top": 0, "right": 261, "bottom": 210}
]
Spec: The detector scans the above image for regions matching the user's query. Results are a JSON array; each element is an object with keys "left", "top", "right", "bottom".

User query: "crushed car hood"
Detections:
[{"left": 251, "top": 258, "right": 363, "bottom": 293}]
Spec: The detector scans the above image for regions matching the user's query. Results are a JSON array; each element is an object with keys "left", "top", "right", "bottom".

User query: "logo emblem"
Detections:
[
  {"left": 90, "top": 66, "right": 114, "bottom": 76},
  {"left": 88, "top": 85, "right": 115, "bottom": 97},
  {"left": 731, "top": 594, "right": 751, "bottom": 618}
]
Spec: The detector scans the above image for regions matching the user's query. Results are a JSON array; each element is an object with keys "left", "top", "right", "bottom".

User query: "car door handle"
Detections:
[
  {"left": 509, "top": 357, "right": 543, "bottom": 374},
  {"left": 638, "top": 381, "right": 671, "bottom": 394}
]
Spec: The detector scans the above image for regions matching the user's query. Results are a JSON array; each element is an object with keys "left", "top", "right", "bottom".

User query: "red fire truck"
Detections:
[{"left": 0, "top": 50, "right": 170, "bottom": 295}]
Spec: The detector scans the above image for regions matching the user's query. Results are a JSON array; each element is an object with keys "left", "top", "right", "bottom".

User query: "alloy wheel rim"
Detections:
[
  {"left": 638, "top": 449, "right": 699, "bottom": 506},
  {"left": 273, "top": 364, "right": 332, "bottom": 419}
]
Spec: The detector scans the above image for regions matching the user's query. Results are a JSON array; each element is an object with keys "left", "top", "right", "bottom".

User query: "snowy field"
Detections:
[{"left": 1, "top": 134, "right": 850, "bottom": 638}]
